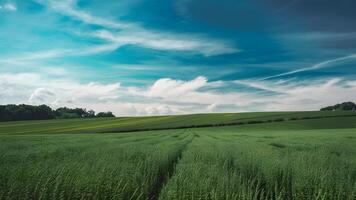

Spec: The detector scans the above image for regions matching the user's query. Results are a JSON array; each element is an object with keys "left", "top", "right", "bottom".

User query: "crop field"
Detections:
[
  {"left": 0, "top": 111, "right": 355, "bottom": 135},
  {"left": 0, "top": 112, "right": 356, "bottom": 199}
]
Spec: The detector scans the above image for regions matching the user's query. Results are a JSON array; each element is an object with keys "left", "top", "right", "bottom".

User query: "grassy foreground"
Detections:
[
  {"left": 160, "top": 126, "right": 356, "bottom": 199},
  {"left": 0, "top": 112, "right": 355, "bottom": 199}
]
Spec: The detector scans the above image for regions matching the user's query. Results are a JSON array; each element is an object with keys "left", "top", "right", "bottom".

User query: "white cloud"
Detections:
[
  {"left": 140, "top": 105, "right": 175, "bottom": 116},
  {"left": 0, "top": 3, "right": 17, "bottom": 11},
  {"left": 1, "top": 73, "right": 239, "bottom": 115},
  {"left": 1, "top": 72, "right": 356, "bottom": 116},
  {"left": 207, "top": 103, "right": 219, "bottom": 112},
  {"left": 28, "top": 88, "right": 56, "bottom": 104},
  {"left": 42, "top": 67, "right": 68, "bottom": 76},
  {"left": 147, "top": 76, "right": 208, "bottom": 98},
  {"left": 0, "top": 72, "right": 122, "bottom": 109},
  {"left": 0, "top": 73, "right": 41, "bottom": 86},
  {"left": 137, "top": 76, "right": 248, "bottom": 106}
]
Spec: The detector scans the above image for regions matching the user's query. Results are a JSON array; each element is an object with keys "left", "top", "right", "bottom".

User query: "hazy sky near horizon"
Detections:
[{"left": 1, "top": 0, "right": 356, "bottom": 115}]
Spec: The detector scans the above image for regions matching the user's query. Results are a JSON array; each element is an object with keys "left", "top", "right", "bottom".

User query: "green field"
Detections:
[
  {"left": 1, "top": 111, "right": 355, "bottom": 135},
  {"left": 0, "top": 112, "right": 356, "bottom": 199}
]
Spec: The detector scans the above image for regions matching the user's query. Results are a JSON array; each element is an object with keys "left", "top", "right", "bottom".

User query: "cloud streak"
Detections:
[
  {"left": 262, "top": 54, "right": 356, "bottom": 80},
  {"left": 93, "top": 30, "right": 238, "bottom": 56},
  {"left": 0, "top": 44, "right": 121, "bottom": 67},
  {"left": 40, "top": 0, "right": 238, "bottom": 56},
  {"left": 0, "top": 3, "right": 17, "bottom": 11},
  {"left": 44, "top": 0, "right": 130, "bottom": 29}
]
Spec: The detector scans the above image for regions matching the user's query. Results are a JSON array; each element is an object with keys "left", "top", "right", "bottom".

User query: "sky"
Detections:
[{"left": 0, "top": 0, "right": 356, "bottom": 116}]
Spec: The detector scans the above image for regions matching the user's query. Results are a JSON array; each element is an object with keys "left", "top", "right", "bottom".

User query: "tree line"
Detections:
[
  {"left": 0, "top": 104, "right": 115, "bottom": 122},
  {"left": 320, "top": 102, "right": 356, "bottom": 111}
]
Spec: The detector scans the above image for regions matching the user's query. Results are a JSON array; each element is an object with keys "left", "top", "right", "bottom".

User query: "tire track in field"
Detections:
[{"left": 148, "top": 129, "right": 196, "bottom": 200}]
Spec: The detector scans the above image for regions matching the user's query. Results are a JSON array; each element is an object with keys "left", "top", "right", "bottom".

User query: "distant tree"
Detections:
[
  {"left": 0, "top": 104, "right": 54, "bottom": 121},
  {"left": 96, "top": 111, "right": 115, "bottom": 118},
  {"left": 0, "top": 104, "right": 115, "bottom": 121},
  {"left": 34, "top": 105, "right": 55, "bottom": 119},
  {"left": 320, "top": 102, "right": 356, "bottom": 111},
  {"left": 54, "top": 107, "right": 94, "bottom": 118},
  {"left": 84, "top": 109, "right": 96, "bottom": 118},
  {"left": 57, "top": 112, "right": 80, "bottom": 119}
]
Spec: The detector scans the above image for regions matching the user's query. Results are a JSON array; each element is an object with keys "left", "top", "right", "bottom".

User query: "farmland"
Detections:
[
  {"left": 0, "top": 111, "right": 355, "bottom": 135},
  {"left": 0, "top": 112, "right": 356, "bottom": 199}
]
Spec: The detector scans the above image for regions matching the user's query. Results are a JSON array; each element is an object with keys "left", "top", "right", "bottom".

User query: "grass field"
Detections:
[
  {"left": 0, "top": 112, "right": 355, "bottom": 199},
  {"left": 0, "top": 111, "right": 355, "bottom": 135}
]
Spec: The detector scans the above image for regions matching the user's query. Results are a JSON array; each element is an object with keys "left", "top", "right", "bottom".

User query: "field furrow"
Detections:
[{"left": 149, "top": 130, "right": 195, "bottom": 200}]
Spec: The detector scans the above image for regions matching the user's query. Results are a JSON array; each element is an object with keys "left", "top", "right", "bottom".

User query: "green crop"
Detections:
[{"left": 0, "top": 112, "right": 355, "bottom": 199}]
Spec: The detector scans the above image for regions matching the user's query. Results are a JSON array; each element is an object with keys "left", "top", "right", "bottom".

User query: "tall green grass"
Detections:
[
  {"left": 0, "top": 115, "right": 355, "bottom": 199},
  {"left": 0, "top": 130, "right": 192, "bottom": 200},
  {"left": 159, "top": 128, "right": 356, "bottom": 200}
]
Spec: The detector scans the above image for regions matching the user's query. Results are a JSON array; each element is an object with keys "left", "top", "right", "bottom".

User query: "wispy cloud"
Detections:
[
  {"left": 262, "top": 54, "right": 356, "bottom": 80},
  {"left": 43, "top": 0, "right": 130, "bottom": 29},
  {"left": 92, "top": 29, "right": 238, "bottom": 56},
  {"left": 234, "top": 77, "right": 356, "bottom": 110},
  {"left": 234, "top": 80, "right": 285, "bottom": 94},
  {"left": 0, "top": 44, "right": 120, "bottom": 66},
  {"left": 0, "top": 3, "right": 17, "bottom": 11},
  {"left": 40, "top": 0, "right": 238, "bottom": 56}
]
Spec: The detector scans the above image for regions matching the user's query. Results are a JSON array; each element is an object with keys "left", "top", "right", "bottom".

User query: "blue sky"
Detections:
[{"left": 0, "top": 0, "right": 355, "bottom": 115}]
